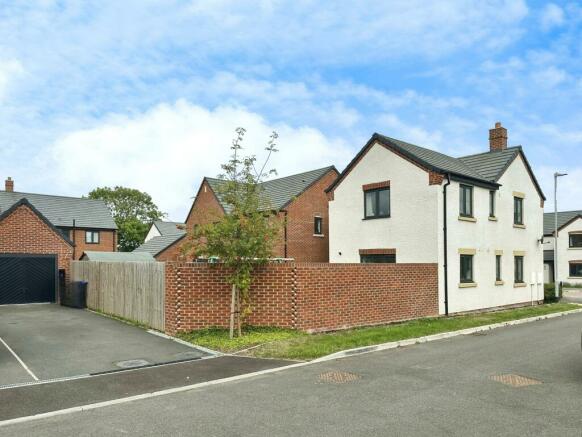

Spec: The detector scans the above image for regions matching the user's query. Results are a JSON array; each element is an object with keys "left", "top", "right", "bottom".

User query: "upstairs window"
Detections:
[
  {"left": 514, "top": 256, "right": 524, "bottom": 283},
  {"left": 514, "top": 197, "right": 524, "bottom": 225},
  {"left": 489, "top": 191, "right": 496, "bottom": 218},
  {"left": 314, "top": 216, "right": 323, "bottom": 235},
  {"left": 85, "top": 230, "right": 100, "bottom": 244},
  {"left": 364, "top": 188, "right": 390, "bottom": 219},
  {"left": 459, "top": 185, "right": 473, "bottom": 218},
  {"left": 496, "top": 255, "right": 502, "bottom": 282},
  {"left": 460, "top": 254, "right": 474, "bottom": 283},
  {"left": 569, "top": 234, "right": 582, "bottom": 248}
]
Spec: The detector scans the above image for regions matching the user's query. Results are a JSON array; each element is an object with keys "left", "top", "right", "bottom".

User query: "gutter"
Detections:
[{"left": 443, "top": 174, "right": 451, "bottom": 316}]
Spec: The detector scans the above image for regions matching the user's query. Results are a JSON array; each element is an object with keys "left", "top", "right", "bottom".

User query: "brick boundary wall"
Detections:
[{"left": 165, "top": 262, "right": 438, "bottom": 334}]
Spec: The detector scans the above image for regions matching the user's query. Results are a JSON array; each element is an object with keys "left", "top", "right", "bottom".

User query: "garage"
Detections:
[{"left": 0, "top": 255, "right": 57, "bottom": 305}]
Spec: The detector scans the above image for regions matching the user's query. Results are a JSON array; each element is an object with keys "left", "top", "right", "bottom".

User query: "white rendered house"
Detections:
[
  {"left": 327, "top": 123, "right": 546, "bottom": 314},
  {"left": 542, "top": 211, "right": 582, "bottom": 286}
]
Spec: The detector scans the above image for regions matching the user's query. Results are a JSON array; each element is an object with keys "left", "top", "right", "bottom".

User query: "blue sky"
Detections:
[{"left": 0, "top": 0, "right": 580, "bottom": 220}]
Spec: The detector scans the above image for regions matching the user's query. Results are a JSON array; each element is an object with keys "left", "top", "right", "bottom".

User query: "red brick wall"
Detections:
[
  {"left": 0, "top": 204, "right": 74, "bottom": 275},
  {"left": 164, "top": 262, "right": 438, "bottom": 334},
  {"left": 69, "top": 228, "right": 117, "bottom": 260},
  {"left": 283, "top": 169, "right": 338, "bottom": 262},
  {"left": 185, "top": 180, "right": 225, "bottom": 229},
  {"left": 155, "top": 237, "right": 187, "bottom": 262}
]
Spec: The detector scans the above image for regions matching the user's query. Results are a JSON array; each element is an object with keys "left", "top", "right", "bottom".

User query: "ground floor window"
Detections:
[
  {"left": 514, "top": 256, "right": 524, "bottom": 283},
  {"left": 496, "top": 255, "right": 502, "bottom": 282},
  {"left": 460, "top": 254, "right": 474, "bottom": 283},
  {"left": 360, "top": 254, "right": 396, "bottom": 263},
  {"left": 570, "top": 263, "right": 582, "bottom": 278}
]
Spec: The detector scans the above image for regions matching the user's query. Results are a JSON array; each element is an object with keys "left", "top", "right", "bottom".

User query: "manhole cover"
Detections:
[
  {"left": 115, "top": 359, "right": 151, "bottom": 369},
  {"left": 490, "top": 374, "right": 542, "bottom": 387},
  {"left": 318, "top": 371, "right": 361, "bottom": 384}
]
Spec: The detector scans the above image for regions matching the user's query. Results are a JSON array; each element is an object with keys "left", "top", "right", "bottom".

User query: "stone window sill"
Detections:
[
  {"left": 488, "top": 216, "right": 498, "bottom": 222},
  {"left": 459, "top": 282, "right": 477, "bottom": 288},
  {"left": 514, "top": 282, "right": 527, "bottom": 288},
  {"left": 495, "top": 280, "right": 504, "bottom": 286},
  {"left": 458, "top": 216, "right": 477, "bottom": 223},
  {"left": 313, "top": 234, "right": 325, "bottom": 238},
  {"left": 513, "top": 224, "right": 526, "bottom": 229}
]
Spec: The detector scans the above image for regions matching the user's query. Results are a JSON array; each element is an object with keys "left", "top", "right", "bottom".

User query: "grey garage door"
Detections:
[{"left": 0, "top": 255, "right": 57, "bottom": 305}]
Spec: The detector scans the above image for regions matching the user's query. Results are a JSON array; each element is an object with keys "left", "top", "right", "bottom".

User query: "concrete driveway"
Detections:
[{"left": 0, "top": 304, "right": 208, "bottom": 386}]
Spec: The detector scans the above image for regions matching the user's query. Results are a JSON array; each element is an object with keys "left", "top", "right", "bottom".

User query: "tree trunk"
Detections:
[
  {"left": 229, "top": 284, "right": 236, "bottom": 339},
  {"left": 236, "top": 287, "right": 242, "bottom": 337}
]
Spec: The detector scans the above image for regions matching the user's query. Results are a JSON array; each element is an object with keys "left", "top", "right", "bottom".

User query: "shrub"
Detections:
[{"left": 544, "top": 283, "right": 562, "bottom": 303}]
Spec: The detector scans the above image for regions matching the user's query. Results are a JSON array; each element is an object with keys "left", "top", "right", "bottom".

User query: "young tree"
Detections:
[
  {"left": 88, "top": 186, "right": 165, "bottom": 251},
  {"left": 183, "top": 128, "right": 281, "bottom": 338}
]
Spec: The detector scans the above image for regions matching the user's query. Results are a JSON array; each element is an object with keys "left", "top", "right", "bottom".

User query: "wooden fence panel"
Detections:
[{"left": 71, "top": 261, "right": 165, "bottom": 331}]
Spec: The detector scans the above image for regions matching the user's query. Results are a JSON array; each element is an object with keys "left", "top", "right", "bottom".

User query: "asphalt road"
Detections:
[{"left": 3, "top": 312, "right": 582, "bottom": 436}]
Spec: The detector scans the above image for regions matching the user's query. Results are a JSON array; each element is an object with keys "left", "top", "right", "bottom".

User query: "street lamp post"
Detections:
[{"left": 554, "top": 172, "right": 567, "bottom": 299}]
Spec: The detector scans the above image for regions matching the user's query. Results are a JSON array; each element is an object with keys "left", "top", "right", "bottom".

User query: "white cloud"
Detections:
[
  {"left": 0, "top": 59, "right": 24, "bottom": 101},
  {"left": 531, "top": 66, "right": 569, "bottom": 88},
  {"left": 48, "top": 100, "right": 353, "bottom": 220},
  {"left": 540, "top": 3, "right": 565, "bottom": 31}
]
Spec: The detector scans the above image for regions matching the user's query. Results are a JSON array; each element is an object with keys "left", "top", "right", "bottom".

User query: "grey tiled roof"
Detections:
[
  {"left": 378, "top": 135, "right": 487, "bottom": 182},
  {"left": 81, "top": 251, "right": 155, "bottom": 262},
  {"left": 458, "top": 147, "right": 521, "bottom": 181},
  {"left": 153, "top": 220, "right": 185, "bottom": 236},
  {"left": 544, "top": 210, "right": 582, "bottom": 235},
  {"left": 134, "top": 233, "right": 185, "bottom": 257},
  {"left": 0, "top": 191, "right": 117, "bottom": 229},
  {"left": 206, "top": 166, "right": 336, "bottom": 211},
  {"left": 328, "top": 133, "right": 545, "bottom": 200}
]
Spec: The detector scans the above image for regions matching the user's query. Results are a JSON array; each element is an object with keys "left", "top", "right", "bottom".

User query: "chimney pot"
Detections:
[
  {"left": 5, "top": 177, "right": 14, "bottom": 192},
  {"left": 489, "top": 122, "right": 507, "bottom": 152}
]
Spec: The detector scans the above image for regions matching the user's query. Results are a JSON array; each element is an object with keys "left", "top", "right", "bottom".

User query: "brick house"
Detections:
[
  {"left": 327, "top": 123, "right": 546, "bottom": 315},
  {"left": 186, "top": 166, "right": 338, "bottom": 262},
  {"left": 142, "top": 167, "right": 338, "bottom": 262},
  {"left": 0, "top": 178, "right": 117, "bottom": 305},
  {"left": 134, "top": 220, "right": 187, "bottom": 261}
]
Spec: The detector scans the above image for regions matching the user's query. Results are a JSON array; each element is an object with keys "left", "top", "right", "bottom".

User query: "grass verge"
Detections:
[{"left": 177, "top": 303, "right": 580, "bottom": 360}]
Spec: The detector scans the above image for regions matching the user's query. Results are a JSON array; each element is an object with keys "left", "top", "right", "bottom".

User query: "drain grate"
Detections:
[
  {"left": 490, "top": 374, "right": 542, "bottom": 387},
  {"left": 115, "top": 359, "right": 151, "bottom": 369},
  {"left": 318, "top": 371, "right": 361, "bottom": 384}
]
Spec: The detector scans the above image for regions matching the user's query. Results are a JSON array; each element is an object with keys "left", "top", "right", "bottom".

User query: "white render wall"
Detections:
[
  {"left": 554, "top": 218, "right": 582, "bottom": 286},
  {"left": 442, "top": 154, "right": 544, "bottom": 314},
  {"left": 144, "top": 225, "right": 161, "bottom": 242},
  {"left": 329, "top": 142, "right": 440, "bottom": 263}
]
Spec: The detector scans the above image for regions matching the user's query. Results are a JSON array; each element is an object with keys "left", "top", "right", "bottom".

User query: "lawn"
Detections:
[{"left": 177, "top": 303, "right": 580, "bottom": 361}]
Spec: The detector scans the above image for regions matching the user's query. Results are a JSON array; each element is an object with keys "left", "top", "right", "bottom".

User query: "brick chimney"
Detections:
[
  {"left": 489, "top": 122, "right": 507, "bottom": 152},
  {"left": 4, "top": 177, "right": 14, "bottom": 192}
]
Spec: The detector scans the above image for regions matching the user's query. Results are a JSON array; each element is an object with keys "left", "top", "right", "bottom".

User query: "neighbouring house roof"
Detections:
[
  {"left": 0, "top": 191, "right": 117, "bottom": 230},
  {"left": 327, "top": 133, "right": 545, "bottom": 200},
  {"left": 0, "top": 198, "right": 74, "bottom": 246},
  {"left": 543, "top": 210, "right": 582, "bottom": 236},
  {"left": 205, "top": 166, "right": 337, "bottom": 212},
  {"left": 134, "top": 233, "right": 186, "bottom": 257},
  {"left": 152, "top": 220, "right": 185, "bottom": 236},
  {"left": 81, "top": 251, "right": 155, "bottom": 262}
]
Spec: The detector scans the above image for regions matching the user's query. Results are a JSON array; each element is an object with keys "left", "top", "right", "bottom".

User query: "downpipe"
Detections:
[{"left": 443, "top": 174, "right": 451, "bottom": 316}]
